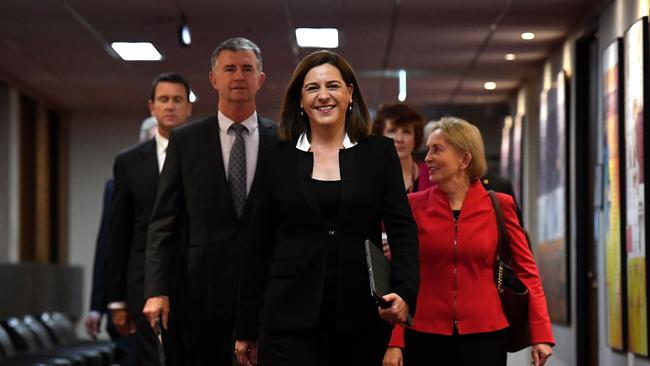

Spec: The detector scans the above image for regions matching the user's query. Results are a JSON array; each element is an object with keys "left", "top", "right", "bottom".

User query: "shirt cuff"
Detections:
[{"left": 107, "top": 301, "right": 127, "bottom": 310}]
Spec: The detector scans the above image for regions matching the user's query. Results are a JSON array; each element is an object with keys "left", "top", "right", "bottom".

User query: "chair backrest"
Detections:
[
  {"left": 22, "top": 315, "right": 54, "bottom": 349},
  {"left": 2, "top": 318, "right": 40, "bottom": 352},
  {"left": 50, "top": 313, "right": 76, "bottom": 341},
  {"left": 0, "top": 324, "right": 16, "bottom": 357},
  {"left": 39, "top": 313, "right": 72, "bottom": 345}
]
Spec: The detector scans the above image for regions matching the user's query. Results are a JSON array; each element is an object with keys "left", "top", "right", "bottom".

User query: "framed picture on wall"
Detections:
[
  {"left": 536, "top": 70, "right": 570, "bottom": 325},
  {"left": 512, "top": 114, "right": 525, "bottom": 205},
  {"left": 603, "top": 37, "right": 627, "bottom": 351},
  {"left": 500, "top": 115, "right": 513, "bottom": 178},
  {"left": 623, "top": 16, "right": 650, "bottom": 357}
]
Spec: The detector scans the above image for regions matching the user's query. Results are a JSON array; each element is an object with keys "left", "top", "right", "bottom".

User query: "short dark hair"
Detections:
[
  {"left": 373, "top": 103, "right": 425, "bottom": 148},
  {"left": 278, "top": 50, "right": 371, "bottom": 142},
  {"left": 210, "top": 37, "right": 263, "bottom": 71},
  {"left": 149, "top": 72, "right": 191, "bottom": 100}
]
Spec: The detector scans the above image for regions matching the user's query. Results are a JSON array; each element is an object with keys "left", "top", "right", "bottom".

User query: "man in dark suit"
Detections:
[
  {"left": 106, "top": 73, "right": 193, "bottom": 365},
  {"left": 85, "top": 118, "right": 156, "bottom": 365},
  {"left": 142, "top": 37, "right": 278, "bottom": 365}
]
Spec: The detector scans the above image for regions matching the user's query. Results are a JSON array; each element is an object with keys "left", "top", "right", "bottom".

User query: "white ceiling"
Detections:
[{"left": 0, "top": 0, "right": 610, "bottom": 117}]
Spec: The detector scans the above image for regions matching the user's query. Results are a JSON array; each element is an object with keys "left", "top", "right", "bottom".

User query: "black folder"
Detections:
[
  {"left": 365, "top": 239, "right": 391, "bottom": 302},
  {"left": 364, "top": 239, "right": 413, "bottom": 326}
]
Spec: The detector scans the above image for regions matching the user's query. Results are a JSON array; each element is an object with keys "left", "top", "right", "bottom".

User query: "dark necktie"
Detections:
[{"left": 228, "top": 123, "right": 247, "bottom": 218}]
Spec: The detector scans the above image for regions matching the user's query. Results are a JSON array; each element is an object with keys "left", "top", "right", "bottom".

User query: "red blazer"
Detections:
[{"left": 390, "top": 180, "right": 554, "bottom": 347}]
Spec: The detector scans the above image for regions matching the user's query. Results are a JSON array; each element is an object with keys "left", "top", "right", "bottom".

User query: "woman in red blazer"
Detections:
[{"left": 383, "top": 117, "right": 554, "bottom": 366}]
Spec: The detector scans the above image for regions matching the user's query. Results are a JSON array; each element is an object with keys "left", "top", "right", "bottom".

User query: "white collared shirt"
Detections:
[
  {"left": 218, "top": 110, "right": 259, "bottom": 194},
  {"left": 154, "top": 129, "right": 169, "bottom": 173},
  {"left": 295, "top": 132, "right": 357, "bottom": 152}
]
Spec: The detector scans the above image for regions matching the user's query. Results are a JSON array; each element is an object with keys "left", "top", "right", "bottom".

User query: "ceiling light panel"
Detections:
[
  {"left": 111, "top": 42, "right": 162, "bottom": 61},
  {"left": 295, "top": 28, "right": 339, "bottom": 48}
]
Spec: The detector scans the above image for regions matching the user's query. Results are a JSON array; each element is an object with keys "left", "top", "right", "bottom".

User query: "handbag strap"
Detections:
[{"left": 487, "top": 190, "right": 512, "bottom": 262}]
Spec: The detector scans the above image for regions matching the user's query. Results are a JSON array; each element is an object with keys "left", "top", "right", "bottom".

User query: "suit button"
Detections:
[{"left": 328, "top": 230, "right": 335, "bottom": 236}]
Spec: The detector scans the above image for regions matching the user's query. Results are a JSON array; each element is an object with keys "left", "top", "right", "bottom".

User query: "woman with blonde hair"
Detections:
[{"left": 383, "top": 117, "right": 554, "bottom": 366}]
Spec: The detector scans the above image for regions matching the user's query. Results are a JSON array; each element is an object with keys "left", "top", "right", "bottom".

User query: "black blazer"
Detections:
[
  {"left": 106, "top": 139, "right": 160, "bottom": 314},
  {"left": 145, "top": 115, "right": 278, "bottom": 323},
  {"left": 236, "top": 135, "right": 419, "bottom": 340}
]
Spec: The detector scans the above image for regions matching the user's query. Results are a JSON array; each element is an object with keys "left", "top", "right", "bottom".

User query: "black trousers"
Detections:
[
  {"left": 131, "top": 310, "right": 184, "bottom": 366},
  {"left": 131, "top": 311, "right": 160, "bottom": 366},
  {"left": 179, "top": 320, "right": 234, "bottom": 366},
  {"left": 259, "top": 322, "right": 391, "bottom": 366},
  {"left": 106, "top": 312, "right": 138, "bottom": 366},
  {"left": 403, "top": 328, "right": 507, "bottom": 366}
]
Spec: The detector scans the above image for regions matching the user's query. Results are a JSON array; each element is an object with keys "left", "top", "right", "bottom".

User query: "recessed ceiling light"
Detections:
[
  {"left": 111, "top": 42, "right": 162, "bottom": 61},
  {"left": 521, "top": 32, "right": 535, "bottom": 40},
  {"left": 179, "top": 24, "right": 191, "bottom": 46},
  {"left": 189, "top": 90, "right": 197, "bottom": 103},
  {"left": 505, "top": 53, "right": 516, "bottom": 61},
  {"left": 484, "top": 81, "right": 496, "bottom": 90},
  {"left": 295, "top": 28, "right": 339, "bottom": 48}
]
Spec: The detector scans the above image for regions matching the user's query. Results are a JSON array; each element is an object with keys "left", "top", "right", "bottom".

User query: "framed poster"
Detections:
[
  {"left": 603, "top": 37, "right": 626, "bottom": 351},
  {"left": 500, "top": 116, "right": 513, "bottom": 178},
  {"left": 536, "top": 70, "right": 570, "bottom": 324},
  {"left": 512, "top": 114, "right": 525, "bottom": 204},
  {"left": 624, "top": 16, "right": 649, "bottom": 356}
]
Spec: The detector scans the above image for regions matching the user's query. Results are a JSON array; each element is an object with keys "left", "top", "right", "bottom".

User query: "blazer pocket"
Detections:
[{"left": 269, "top": 260, "right": 298, "bottom": 277}]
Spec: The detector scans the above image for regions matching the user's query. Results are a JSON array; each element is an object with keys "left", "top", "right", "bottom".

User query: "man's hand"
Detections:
[
  {"left": 142, "top": 296, "right": 170, "bottom": 330},
  {"left": 235, "top": 340, "right": 258, "bottom": 366},
  {"left": 111, "top": 308, "right": 135, "bottom": 336},
  {"left": 378, "top": 293, "right": 409, "bottom": 325},
  {"left": 84, "top": 312, "right": 102, "bottom": 339}
]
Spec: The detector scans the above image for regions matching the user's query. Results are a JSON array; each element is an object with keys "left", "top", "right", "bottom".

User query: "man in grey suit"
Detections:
[
  {"left": 106, "top": 73, "right": 192, "bottom": 365},
  {"left": 143, "top": 38, "right": 278, "bottom": 365}
]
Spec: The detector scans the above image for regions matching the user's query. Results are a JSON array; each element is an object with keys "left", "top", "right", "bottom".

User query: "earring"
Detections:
[
  {"left": 348, "top": 101, "right": 353, "bottom": 111},
  {"left": 300, "top": 107, "right": 304, "bottom": 116}
]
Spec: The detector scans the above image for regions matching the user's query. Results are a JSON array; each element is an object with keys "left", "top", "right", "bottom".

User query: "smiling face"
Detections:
[
  {"left": 209, "top": 49, "right": 265, "bottom": 106},
  {"left": 382, "top": 120, "right": 416, "bottom": 160},
  {"left": 148, "top": 81, "right": 192, "bottom": 138},
  {"left": 424, "top": 129, "right": 471, "bottom": 184},
  {"left": 300, "top": 63, "right": 353, "bottom": 130}
]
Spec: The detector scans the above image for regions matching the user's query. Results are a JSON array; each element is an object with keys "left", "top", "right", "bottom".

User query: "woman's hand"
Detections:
[
  {"left": 378, "top": 293, "right": 409, "bottom": 325},
  {"left": 531, "top": 343, "right": 553, "bottom": 366},
  {"left": 383, "top": 346, "right": 403, "bottom": 366}
]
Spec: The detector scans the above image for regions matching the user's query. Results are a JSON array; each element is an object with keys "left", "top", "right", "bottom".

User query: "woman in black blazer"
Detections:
[{"left": 234, "top": 50, "right": 419, "bottom": 366}]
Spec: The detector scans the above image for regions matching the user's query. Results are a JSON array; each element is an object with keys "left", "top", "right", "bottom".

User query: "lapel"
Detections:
[
  {"left": 241, "top": 116, "right": 277, "bottom": 217},
  {"left": 248, "top": 117, "right": 275, "bottom": 193},
  {"left": 203, "top": 116, "right": 237, "bottom": 216},
  {"left": 337, "top": 145, "right": 356, "bottom": 223},
  {"left": 140, "top": 139, "right": 160, "bottom": 191},
  {"left": 296, "top": 149, "right": 324, "bottom": 223},
  {"left": 295, "top": 139, "right": 358, "bottom": 225}
]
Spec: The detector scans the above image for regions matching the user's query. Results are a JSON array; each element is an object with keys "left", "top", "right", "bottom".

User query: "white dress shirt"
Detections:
[
  {"left": 295, "top": 132, "right": 357, "bottom": 151},
  {"left": 154, "top": 130, "right": 169, "bottom": 173},
  {"left": 218, "top": 110, "right": 259, "bottom": 194}
]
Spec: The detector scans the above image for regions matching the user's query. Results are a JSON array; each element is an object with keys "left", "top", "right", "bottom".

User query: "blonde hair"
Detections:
[{"left": 430, "top": 117, "right": 487, "bottom": 178}]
